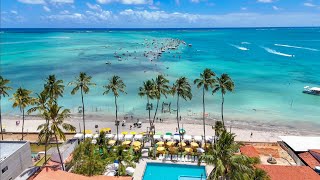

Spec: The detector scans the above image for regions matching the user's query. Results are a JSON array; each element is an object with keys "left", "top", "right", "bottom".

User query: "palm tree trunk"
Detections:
[
  {"left": 80, "top": 87, "right": 86, "bottom": 138},
  {"left": 115, "top": 96, "right": 119, "bottom": 144},
  {"left": 152, "top": 98, "right": 159, "bottom": 134},
  {"left": 0, "top": 96, "right": 3, "bottom": 140},
  {"left": 148, "top": 97, "right": 151, "bottom": 129},
  {"left": 202, "top": 87, "right": 206, "bottom": 144},
  {"left": 176, "top": 95, "right": 182, "bottom": 151},
  {"left": 44, "top": 120, "right": 49, "bottom": 164},
  {"left": 54, "top": 133, "right": 65, "bottom": 171},
  {"left": 221, "top": 93, "right": 225, "bottom": 128},
  {"left": 22, "top": 108, "right": 25, "bottom": 140}
]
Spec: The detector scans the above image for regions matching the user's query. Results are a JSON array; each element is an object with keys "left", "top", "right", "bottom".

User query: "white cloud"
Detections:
[
  {"left": 303, "top": 2, "right": 316, "bottom": 7},
  {"left": 11, "top": 10, "right": 18, "bottom": 14},
  {"left": 60, "top": 10, "right": 70, "bottom": 14},
  {"left": 86, "top": 3, "right": 101, "bottom": 10},
  {"left": 18, "top": 0, "right": 45, "bottom": 4},
  {"left": 46, "top": 13, "right": 84, "bottom": 21},
  {"left": 190, "top": 0, "right": 200, "bottom": 3},
  {"left": 149, "top": 5, "right": 159, "bottom": 10},
  {"left": 241, "top": 7, "right": 247, "bottom": 10},
  {"left": 257, "top": 0, "right": 273, "bottom": 3},
  {"left": 43, "top": 6, "right": 51, "bottom": 12},
  {"left": 97, "top": 0, "right": 152, "bottom": 5},
  {"left": 50, "top": 0, "right": 74, "bottom": 4},
  {"left": 272, "top": 5, "right": 280, "bottom": 10}
]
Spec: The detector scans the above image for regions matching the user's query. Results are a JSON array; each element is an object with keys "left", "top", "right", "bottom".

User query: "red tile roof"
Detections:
[
  {"left": 240, "top": 145, "right": 259, "bottom": 158},
  {"left": 299, "top": 152, "right": 320, "bottom": 169},
  {"left": 257, "top": 165, "right": 320, "bottom": 180},
  {"left": 310, "top": 149, "right": 320, "bottom": 155},
  {"left": 34, "top": 168, "right": 132, "bottom": 180}
]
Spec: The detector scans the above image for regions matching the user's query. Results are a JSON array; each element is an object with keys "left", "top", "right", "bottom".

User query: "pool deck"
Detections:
[{"left": 132, "top": 157, "right": 213, "bottom": 180}]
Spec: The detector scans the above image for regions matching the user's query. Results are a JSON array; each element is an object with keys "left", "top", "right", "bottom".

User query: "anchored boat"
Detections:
[{"left": 303, "top": 86, "right": 320, "bottom": 96}]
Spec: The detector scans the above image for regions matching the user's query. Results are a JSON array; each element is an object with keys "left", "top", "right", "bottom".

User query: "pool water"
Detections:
[{"left": 143, "top": 163, "right": 206, "bottom": 180}]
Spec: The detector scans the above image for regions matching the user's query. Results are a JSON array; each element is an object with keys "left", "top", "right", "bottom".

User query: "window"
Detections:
[{"left": 2, "top": 166, "right": 8, "bottom": 174}]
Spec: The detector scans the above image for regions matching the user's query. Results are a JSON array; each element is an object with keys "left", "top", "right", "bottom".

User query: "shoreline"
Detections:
[{"left": 2, "top": 113, "right": 320, "bottom": 142}]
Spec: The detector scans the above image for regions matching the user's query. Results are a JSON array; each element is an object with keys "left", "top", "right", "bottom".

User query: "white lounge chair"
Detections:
[
  {"left": 165, "top": 154, "right": 170, "bottom": 161},
  {"left": 178, "top": 154, "right": 182, "bottom": 161},
  {"left": 158, "top": 154, "right": 164, "bottom": 161},
  {"left": 172, "top": 155, "right": 178, "bottom": 161}
]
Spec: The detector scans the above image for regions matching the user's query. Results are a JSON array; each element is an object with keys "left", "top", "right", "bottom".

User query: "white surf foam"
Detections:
[
  {"left": 47, "top": 36, "right": 70, "bottom": 39},
  {"left": 230, "top": 44, "right": 249, "bottom": 51},
  {"left": 241, "top": 42, "right": 251, "bottom": 45},
  {"left": 262, "top": 47, "right": 294, "bottom": 57},
  {"left": 274, "top": 44, "right": 319, "bottom": 51}
]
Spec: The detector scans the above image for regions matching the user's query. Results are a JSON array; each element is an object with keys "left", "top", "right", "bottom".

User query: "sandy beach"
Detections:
[{"left": 2, "top": 113, "right": 320, "bottom": 143}]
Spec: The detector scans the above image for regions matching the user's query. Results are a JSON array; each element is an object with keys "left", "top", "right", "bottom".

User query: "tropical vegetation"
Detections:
[
  {"left": 0, "top": 76, "right": 12, "bottom": 140},
  {"left": 194, "top": 68, "right": 216, "bottom": 142},
  {"left": 198, "top": 129, "right": 269, "bottom": 180},
  {"left": 11, "top": 87, "right": 35, "bottom": 140},
  {"left": 172, "top": 77, "right": 192, "bottom": 149},
  {"left": 213, "top": 73, "right": 235, "bottom": 127},
  {"left": 69, "top": 72, "right": 96, "bottom": 137},
  {"left": 103, "top": 75, "right": 126, "bottom": 144}
]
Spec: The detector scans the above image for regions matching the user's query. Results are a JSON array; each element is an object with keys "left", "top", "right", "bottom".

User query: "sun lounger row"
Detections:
[{"left": 158, "top": 154, "right": 200, "bottom": 162}]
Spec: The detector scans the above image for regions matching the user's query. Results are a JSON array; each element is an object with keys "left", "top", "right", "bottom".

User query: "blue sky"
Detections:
[{"left": 1, "top": 0, "right": 320, "bottom": 28}]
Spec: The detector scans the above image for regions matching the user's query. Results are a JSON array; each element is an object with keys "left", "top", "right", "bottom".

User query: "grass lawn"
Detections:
[{"left": 30, "top": 143, "right": 58, "bottom": 152}]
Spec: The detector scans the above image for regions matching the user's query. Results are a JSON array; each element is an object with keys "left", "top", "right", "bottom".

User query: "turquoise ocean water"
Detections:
[{"left": 1, "top": 28, "right": 320, "bottom": 129}]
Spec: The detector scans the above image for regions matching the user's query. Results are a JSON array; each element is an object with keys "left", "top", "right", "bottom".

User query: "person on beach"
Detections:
[{"left": 250, "top": 132, "right": 253, "bottom": 138}]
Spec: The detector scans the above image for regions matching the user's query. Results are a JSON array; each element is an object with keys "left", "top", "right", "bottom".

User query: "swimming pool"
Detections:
[{"left": 142, "top": 163, "right": 206, "bottom": 180}]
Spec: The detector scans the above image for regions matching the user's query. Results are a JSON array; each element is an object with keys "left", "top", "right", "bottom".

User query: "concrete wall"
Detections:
[
  {"left": 278, "top": 141, "right": 305, "bottom": 166},
  {"left": 0, "top": 142, "right": 32, "bottom": 180}
]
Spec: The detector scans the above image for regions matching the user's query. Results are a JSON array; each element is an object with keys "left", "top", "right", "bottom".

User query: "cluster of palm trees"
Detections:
[{"left": 0, "top": 68, "right": 234, "bottom": 170}]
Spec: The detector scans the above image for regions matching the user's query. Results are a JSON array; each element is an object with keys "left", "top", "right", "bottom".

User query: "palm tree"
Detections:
[
  {"left": 138, "top": 80, "right": 156, "bottom": 132},
  {"left": 68, "top": 72, "right": 96, "bottom": 137},
  {"left": 0, "top": 76, "right": 12, "bottom": 140},
  {"left": 213, "top": 74, "right": 235, "bottom": 127},
  {"left": 27, "top": 91, "right": 50, "bottom": 163},
  {"left": 152, "top": 75, "right": 170, "bottom": 132},
  {"left": 103, "top": 75, "right": 126, "bottom": 144},
  {"left": 172, "top": 77, "right": 192, "bottom": 150},
  {"left": 41, "top": 103, "right": 75, "bottom": 171},
  {"left": 194, "top": 68, "right": 216, "bottom": 142},
  {"left": 107, "top": 145, "right": 135, "bottom": 176},
  {"left": 198, "top": 130, "right": 266, "bottom": 179},
  {"left": 43, "top": 74, "right": 64, "bottom": 103},
  {"left": 11, "top": 87, "right": 34, "bottom": 140}
]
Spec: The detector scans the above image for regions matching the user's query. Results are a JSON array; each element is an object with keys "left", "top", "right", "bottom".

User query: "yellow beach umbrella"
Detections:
[
  {"left": 140, "top": 132, "right": 147, "bottom": 135},
  {"left": 178, "top": 142, "right": 186, "bottom": 147},
  {"left": 122, "top": 131, "right": 128, "bottom": 135},
  {"left": 134, "top": 147, "right": 140, "bottom": 151},
  {"left": 156, "top": 141, "right": 164, "bottom": 146},
  {"left": 108, "top": 140, "right": 116, "bottom": 145},
  {"left": 130, "top": 131, "right": 137, "bottom": 135},
  {"left": 122, "top": 141, "right": 131, "bottom": 145},
  {"left": 191, "top": 142, "right": 199, "bottom": 148},
  {"left": 157, "top": 147, "right": 165, "bottom": 152},
  {"left": 166, "top": 141, "right": 174, "bottom": 147},
  {"left": 83, "top": 130, "right": 92, "bottom": 134},
  {"left": 168, "top": 147, "right": 177, "bottom": 154},
  {"left": 133, "top": 141, "right": 141, "bottom": 147},
  {"left": 202, "top": 143, "right": 211, "bottom": 149},
  {"left": 100, "top": 128, "right": 111, "bottom": 133},
  {"left": 185, "top": 148, "right": 193, "bottom": 153}
]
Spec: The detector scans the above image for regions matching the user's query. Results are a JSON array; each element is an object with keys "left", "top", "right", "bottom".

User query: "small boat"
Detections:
[
  {"left": 188, "top": 44, "right": 192, "bottom": 47},
  {"left": 303, "top": 86, "right": 320, "bottom": 96},
  {"left": 105, "top": 61, "right": 111, "bottom": 65}
]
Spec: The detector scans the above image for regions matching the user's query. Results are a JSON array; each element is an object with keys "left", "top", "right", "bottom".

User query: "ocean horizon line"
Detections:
[{"left": 1, "top": 26, "right": 320, "bottom": 31}]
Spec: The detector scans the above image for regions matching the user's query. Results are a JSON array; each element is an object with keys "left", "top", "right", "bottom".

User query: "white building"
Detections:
[{"left": 0, "top": 141, "right": 32, "bottom": 180}]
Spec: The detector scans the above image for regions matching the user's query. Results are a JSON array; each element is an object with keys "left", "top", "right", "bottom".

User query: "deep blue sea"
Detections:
[{"left": 1, "top": 28, "right": 320, "bottom": 129}]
